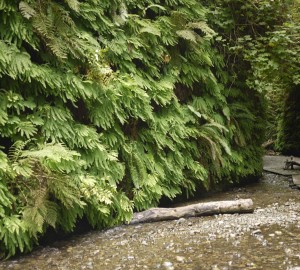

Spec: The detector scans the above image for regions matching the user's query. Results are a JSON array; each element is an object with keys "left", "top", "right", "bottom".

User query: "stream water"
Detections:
[{"left": 1, "top": 173, "right": 299, "bottom": 270}]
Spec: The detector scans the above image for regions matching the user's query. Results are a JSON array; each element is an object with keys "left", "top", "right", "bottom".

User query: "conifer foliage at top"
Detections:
[{"left": 0, "top": 0, "right": 264, "bottom": 257}]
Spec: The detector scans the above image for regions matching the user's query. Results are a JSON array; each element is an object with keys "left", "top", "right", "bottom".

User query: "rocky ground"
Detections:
[{"left": 1, "top": 173, "right": 300, "bottom": 270}]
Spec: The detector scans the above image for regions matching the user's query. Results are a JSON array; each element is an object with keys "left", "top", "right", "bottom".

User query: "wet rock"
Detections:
[
  {"left": 285, "top": 248, "right": 293, "bottom": 256},
  {"left": 176, "top": 218, "right": 186, "bottom": 225},
  {"left": 86, "top": 261, "right": 93, "bottom": 269},
  {"left": 190, "top": 230, "right": 200, "bottom": 235},
  {"left": 91, "top": 250, "right": 99, "bottom": 256},
  {"left": 162, "top": 261, "right": 174, "bottom": 270},
  {"left": 252, "top": 229, "right": 262, "bottom": 235},
  {"left": 175, "top": 256, "right": 185, "bottom": 263}
]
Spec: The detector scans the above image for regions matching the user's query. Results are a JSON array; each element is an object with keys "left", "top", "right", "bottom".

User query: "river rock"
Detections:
[
  {"left": 176, "top": 256, "right": 185, "bottom": 263},
  {"left": 86, "top": 261, "right": 93, "bottom": 269},
  {"left": 162, "top": 261, "right": 174, "bottom": 270},
  {"left": 176, "top": 218, "right": 186, "bottom": 225}
]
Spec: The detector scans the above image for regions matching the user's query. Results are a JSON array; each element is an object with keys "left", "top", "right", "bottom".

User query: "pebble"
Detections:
[
  {"left": 120, "top": 240, "right": 128, "bottom": 246},
  {"left": 252, "top": 229, "right": 262, "bottom": 235},
  {"left": 176, "top": 218, "right": 186, "bottom": 225},
  {"left": 92, "top": 250, "right": 100, "bottom": 255},
  {"left": 86, "top": 262, "right": 93, "bottom": 270},
  {"left": 175, "top": 256, "right": 185, "bottom": 263},
  {"left": 162, "top": 261, "right": 174, "bottom": 270}
]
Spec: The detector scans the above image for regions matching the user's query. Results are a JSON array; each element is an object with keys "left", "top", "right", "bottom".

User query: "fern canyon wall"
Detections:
[{"left": 0, "top": 0, "right": 298, "bottom": 257}]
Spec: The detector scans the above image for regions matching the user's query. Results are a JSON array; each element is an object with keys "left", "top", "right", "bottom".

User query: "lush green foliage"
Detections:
[
  {"left": 270, "top": 2, "right": 300, "bottom": 153},
  {"left": 206, "top": 0, "right": 271, "bottom": 182},
  {"left": 276, "top": 85, "right": 300, "bottom": 155},
  {"left": 0, "top": 0, "right": 286, "bottom": 257},
  {"left": 215, "top": 0, "right": 300, "bottom": 151}
]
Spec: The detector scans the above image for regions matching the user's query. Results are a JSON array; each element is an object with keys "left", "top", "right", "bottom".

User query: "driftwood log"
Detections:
[{"left": 130, "top": 199, "right": 254, "bottom": 224}]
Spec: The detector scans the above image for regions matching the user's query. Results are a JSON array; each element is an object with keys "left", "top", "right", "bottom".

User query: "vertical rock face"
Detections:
[{"left": 130, "top": 199, "right": 254, "bottom": 224}]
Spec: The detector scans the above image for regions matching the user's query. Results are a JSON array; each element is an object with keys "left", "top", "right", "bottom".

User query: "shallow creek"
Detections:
[{"left": 1, "top": 173, "right": 299, "bottom": 270}]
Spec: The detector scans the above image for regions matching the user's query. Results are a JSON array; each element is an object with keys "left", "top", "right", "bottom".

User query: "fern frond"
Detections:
[
  {"left": 187, "top": 21, "right": 216, "bottom": 37},
  {"left": 19, "top": 2, "right": 36, "bottom": 20},
  {"left": 176, "top": 30, "right": 197, "bottom": 42},
  {"left": 64, "top": 0, "right": 80, "bottom": 12}
]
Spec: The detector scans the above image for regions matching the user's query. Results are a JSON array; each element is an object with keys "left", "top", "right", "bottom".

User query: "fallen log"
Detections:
[{"left": 130, "top": 199, "right": 254, "bottom": 224}]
